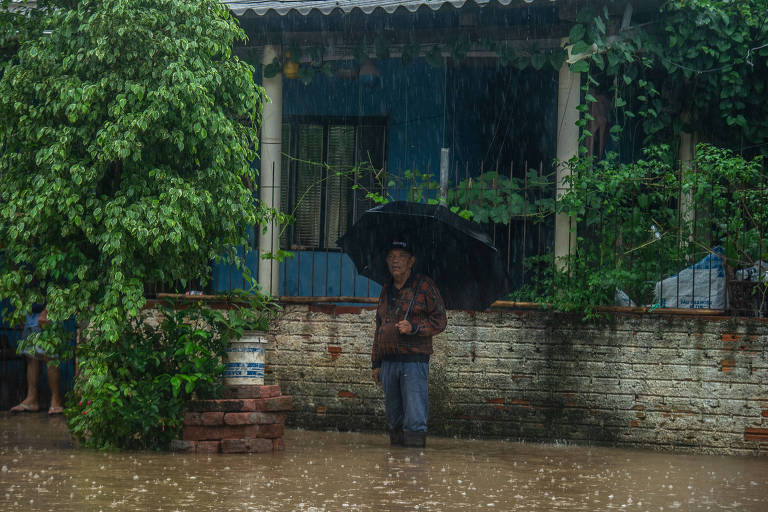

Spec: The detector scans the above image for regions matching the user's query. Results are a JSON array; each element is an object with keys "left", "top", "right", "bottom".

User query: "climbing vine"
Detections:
[
  {"left": 567, "top": 0, "right": 768, "bottom": 155},
  {"left": 511, "top": 144, "right": 766, "bottom": 318}
]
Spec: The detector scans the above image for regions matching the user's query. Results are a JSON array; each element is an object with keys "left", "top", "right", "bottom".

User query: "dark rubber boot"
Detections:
[
  {"left": 389, "top": 429, "right": 404, "bottom": 446},
  {"left": 403, "top": 431, "right": 427, "bottom": 448}
]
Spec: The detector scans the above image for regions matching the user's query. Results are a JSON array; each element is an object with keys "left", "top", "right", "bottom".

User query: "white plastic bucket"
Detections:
[{"left": 224, "top": 332, "right": 266, "bottom": 385}]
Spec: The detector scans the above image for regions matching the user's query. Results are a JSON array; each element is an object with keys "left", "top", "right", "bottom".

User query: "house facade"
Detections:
[{"left": 214, "top": 0, "right": 665, "bottom": 301}]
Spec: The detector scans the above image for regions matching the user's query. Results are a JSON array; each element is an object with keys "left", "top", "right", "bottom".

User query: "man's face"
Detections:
[{"left": 386, "top": 248, "right": 415, "bottom": 280}]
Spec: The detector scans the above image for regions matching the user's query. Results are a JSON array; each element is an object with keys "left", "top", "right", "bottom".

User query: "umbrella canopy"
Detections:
[{"left": 338, "top": 201, "right": 513, "bottom": 310}]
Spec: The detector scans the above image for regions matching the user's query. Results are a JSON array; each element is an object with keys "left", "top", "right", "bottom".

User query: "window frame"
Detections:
[{"left": 280, "top": 115, "right": 388, "bottom": 251}]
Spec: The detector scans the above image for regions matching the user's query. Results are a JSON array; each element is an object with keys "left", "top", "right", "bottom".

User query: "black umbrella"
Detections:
[{"left": 338, "top": 201, "right": 513, "bottom": 310}]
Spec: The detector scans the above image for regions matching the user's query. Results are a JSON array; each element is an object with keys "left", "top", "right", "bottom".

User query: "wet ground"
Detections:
[{"left": 2, "top": 412, "right": 768, "bottom": 511}]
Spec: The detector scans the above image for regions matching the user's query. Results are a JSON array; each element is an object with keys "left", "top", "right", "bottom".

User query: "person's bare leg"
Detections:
[
  {"left": 10, "top": 357, "right": 41, "bottom": 412},
  {"left": 46, "top": 362, "right": 64, "bottom": 412}
]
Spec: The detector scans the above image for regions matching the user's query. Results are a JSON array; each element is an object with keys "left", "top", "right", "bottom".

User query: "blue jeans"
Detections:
[{"left": 380, "top": 360, "right": 429, "bottom": 433}]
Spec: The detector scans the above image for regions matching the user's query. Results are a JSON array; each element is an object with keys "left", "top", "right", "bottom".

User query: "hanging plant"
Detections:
[
  {"left": 449, "top": 34, "right": 471, "bottom": 62},
  {"left": 374, "top": 36, "right": 390, "bottom": 60},
  {"left": 306, "top": 46, "right": 324, "bottom": 65},
  {"left": 548, "top": 49, "right": 566, "bottom": 71},
  {"left": 260, "top": 43, "right": 332, "bottom": 85},
  {"left": 297, "top": 65, "right": 314, "bottom": 85},
  {"left": 497, "top": 45, "right": 515, "bottom": 67},
  {"left": 400, "top": 42, "right": 421, "bottom": 67},
  {"left": 263, "top": 57, "right": 281, "bottom": 78},
  {"left": 425, "top": 45, "right": 443, "bottom": 67},
  {"left": 512, "top": 54, "right": 529, "bottom": 70},
  {"left": 353, "top": 39, "right": 368, "bottom": 66},
  {"left": 282, "top": 51, "right": 300, "bottom": 79},
  {"left": 530, "top": 50, "right": 547, "bottom": 70}
]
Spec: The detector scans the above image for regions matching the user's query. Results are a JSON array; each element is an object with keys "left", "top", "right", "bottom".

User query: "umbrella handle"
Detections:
[{"left": 403, "top": 277, "right": 422, "bottom": 323}]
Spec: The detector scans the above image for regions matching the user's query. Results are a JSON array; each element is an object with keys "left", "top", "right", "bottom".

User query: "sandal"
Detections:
[
  {"left": 10, "top": 403, "right": 39, "bottom": 413},
  {"left": 48, "top": 406, "right": 64, "bottom": 416}
]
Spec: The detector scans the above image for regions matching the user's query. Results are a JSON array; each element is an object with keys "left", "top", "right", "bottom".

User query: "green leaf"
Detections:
[
  {"left": 569, "top": 24, "right": 586, "bottom": 43},
  {"left": 548, "top": 50, "right": 566, "bottom": 70},
  {"left": 513, "top": 55, "right": 529, "bottom": 70},
  {"left": 594, "top": 16, "right": 606, "bottom": 35},
  {"left": 170, "top": 376, "right": 181, "bottom": 397},
  {"left": 264, "top": 58, "right": 281, "bottom": 78},
  {"left": 530, "top": 52, "right": 546, "bottom": 70},
  {"left": 591, "top": 53, "right": 604, "bottom": 70},
  {"left": 571, "top": 41, "right": 592, "bottom": 56},
  {"left": 425, "top": 46, "right": 443, "bottom": 68},
  {"left": 298, "top": 65, "right": 315, "bottom": 85},
  {"left": 569, "top": 60, "right": 590, "bottom": 73}
]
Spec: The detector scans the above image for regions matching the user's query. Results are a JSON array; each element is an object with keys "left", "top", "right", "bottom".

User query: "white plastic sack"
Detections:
[
  {"left": 653, "top": 247, "right": 726, "bottom": 309},
  {"left": 614, "top": 288, "right": 636, "bottom": 307},
  {"left": 734, "top": 261, "right": 768, "bottom": 283}
]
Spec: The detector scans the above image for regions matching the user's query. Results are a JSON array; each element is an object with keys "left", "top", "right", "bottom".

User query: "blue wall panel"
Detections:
[
  {"left": 213, "top": 250, "right": 381, "bottom": 299},
  {"left": 282, "top": 59, "right": 448, "bottom": 182}
]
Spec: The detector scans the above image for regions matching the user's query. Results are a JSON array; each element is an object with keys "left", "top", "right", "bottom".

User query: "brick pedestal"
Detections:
[{"left": 171, "top": 385, "right": 292, "bottom": 454}]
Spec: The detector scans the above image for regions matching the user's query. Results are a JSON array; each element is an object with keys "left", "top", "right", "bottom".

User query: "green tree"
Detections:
[{"left": 0, "top": 0, "right": 269, "bottom": 442}]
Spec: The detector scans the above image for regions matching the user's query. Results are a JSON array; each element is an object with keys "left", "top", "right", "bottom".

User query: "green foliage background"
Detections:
[
  {"left": 0, "top": 0, "right": 273, "bottom": 448},
  {"left": 65, "top": 297, "right": 279, "bottom": 451},
  {"left": 511, "top": 144, "right": 766, "bottom": 318},
  {"left": 1, "top": 0, "right": 264, "bottom": 347}
]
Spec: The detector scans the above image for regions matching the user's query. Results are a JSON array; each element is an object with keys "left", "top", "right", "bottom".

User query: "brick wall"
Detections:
[{"left": 266, "top": 304, "right": 768, "bottom": 455}]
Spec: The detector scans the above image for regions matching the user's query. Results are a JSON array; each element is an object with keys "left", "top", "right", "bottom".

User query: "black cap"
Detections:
[{"left": 388, "top": 239, "right": 411, "bottom": 253}]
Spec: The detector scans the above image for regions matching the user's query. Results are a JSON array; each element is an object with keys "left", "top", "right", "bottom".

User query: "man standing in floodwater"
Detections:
[{"left": 371, "top": 240, "right": 447, "bottom": 448}]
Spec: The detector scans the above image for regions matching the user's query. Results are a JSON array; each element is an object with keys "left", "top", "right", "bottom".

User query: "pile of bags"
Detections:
[
  {"left": 653, "top": 247, "right": 727, "bottom": 310},
  {"left": 734, "top": 261, "right": 768, "bottom": 283}
]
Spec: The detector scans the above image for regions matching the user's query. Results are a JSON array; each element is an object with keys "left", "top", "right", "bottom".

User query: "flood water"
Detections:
[{"left": 2, "top": 412, "right": 768, "bottom": 511}]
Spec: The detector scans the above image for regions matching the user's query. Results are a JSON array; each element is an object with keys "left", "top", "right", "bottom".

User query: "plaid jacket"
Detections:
[{"left": 372, "top": 273, "right": 447, "bottom": 368}]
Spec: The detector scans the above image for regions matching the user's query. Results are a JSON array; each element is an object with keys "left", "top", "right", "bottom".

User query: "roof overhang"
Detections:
[
  {"left": 7, "top": 1, "right": 38, "bottom": 12},
  {"left": 223, "top": 1, "right": 664, "bottom": 63},
  {"left": 223, "top": 0, "right": 554, "bottom": 17}
]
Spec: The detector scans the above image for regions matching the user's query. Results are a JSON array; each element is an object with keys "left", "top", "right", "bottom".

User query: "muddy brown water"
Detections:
[{"left": 2, "top": 412, "right": 768, "bottom": 511}]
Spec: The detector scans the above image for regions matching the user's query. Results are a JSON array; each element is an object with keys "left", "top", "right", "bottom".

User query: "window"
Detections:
[{"left": 280, "top": 117, "right": 387, "bottom": 250}]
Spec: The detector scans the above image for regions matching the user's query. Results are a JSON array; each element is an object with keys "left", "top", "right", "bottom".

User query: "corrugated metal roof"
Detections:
[
  {"left": 8, "top": 1, "right": 38, "bottom": 12},
  {"left": 222, "top": 0, "right": 537, "bottom": 17}
]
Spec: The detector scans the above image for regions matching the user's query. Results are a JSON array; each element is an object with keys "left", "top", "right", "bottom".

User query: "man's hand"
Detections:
[
  {"left": 372, "top": 368, "right": 381, "bottom": 387},
  {"left": 396, "top": 320, "right": 413, "bottom": 334}
]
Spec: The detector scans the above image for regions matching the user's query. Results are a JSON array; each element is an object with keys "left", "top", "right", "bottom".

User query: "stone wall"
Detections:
[{"left": 266, "top": 304, "right": 768, "bottom": 455}]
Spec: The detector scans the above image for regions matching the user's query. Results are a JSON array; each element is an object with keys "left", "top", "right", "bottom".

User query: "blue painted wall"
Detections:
[
  {"left": 282, "top": 58, "right": 448, "bottom": 184},
  {"left": 213, "top": 250, "right": 382, "bottom": 298},
  {"left": 280, "top": 58, "right": 557, "bottom": 187},
  {"left": 445, "top": 64, "right": 558, "bottom": 173}
]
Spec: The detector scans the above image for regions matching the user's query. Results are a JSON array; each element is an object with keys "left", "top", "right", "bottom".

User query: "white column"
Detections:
[
  {"left": 555, "top": 40, "right": 582, "bottom": 270},
  {"left": 258, "top": 45, "right": 282, "bottom": 296}
]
